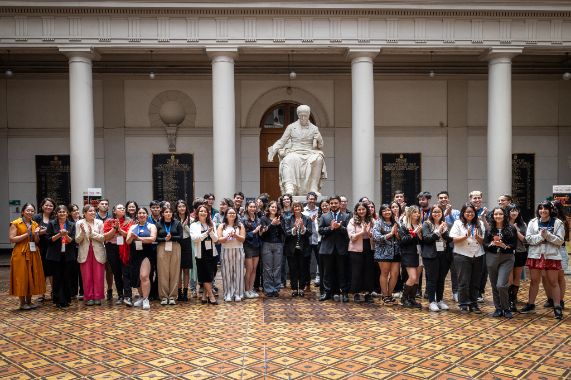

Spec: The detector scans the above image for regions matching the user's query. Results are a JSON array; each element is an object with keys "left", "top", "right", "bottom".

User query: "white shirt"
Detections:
[{"left": 449, "top": 219, "right": 485, "bottom": 258}]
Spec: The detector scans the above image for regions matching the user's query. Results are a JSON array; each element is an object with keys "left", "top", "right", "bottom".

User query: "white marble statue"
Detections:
[{"left": 267, "top": 105, "right": 327, "bottom": 196}]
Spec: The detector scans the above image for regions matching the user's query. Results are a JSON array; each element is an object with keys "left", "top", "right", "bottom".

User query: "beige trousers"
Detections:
[{"left": 157, "top": 242, "right": 181, "bottom": 299}]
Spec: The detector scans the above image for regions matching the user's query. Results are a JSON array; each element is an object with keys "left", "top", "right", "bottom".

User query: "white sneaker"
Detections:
[
  {"left": 429, "top": 302, "right": 440, "bottom": 312},
  {"left": 142, "top": 298, "right": 150, "bottom": 310},
  {"left": 133, "top": 298, "right": 144, "bottom": 308},
  {"left": 244, "top": 290, "right": 254, "bottom": 299},
  {"left": 169, "top": 298, "right": 176, "bottom": 305},
  {"left": 437, "top": 301, "right": 450, "bottom": 310},
  {"left": 392, "top": 292, "right": 402, "bottom": 299},
  {"left": 160, "top": 298, "right": 168, "bottom": 306},
  {"left": 224, "top": 296, "right": 232, "bottom": 302},
  {"left": 123, "top": 297, "right": 133, "bottom": 307},
  {"left": 235, "top": 296, "right": 242, "bottom": 302},
  {"left": 452, "top": 293, "right": 459, "bottom": 303},
  {"left": 477, "top": 295, "right": 485, "bottom": 303},
  {"left": 252, "top": 291, "right": 260, "bottom": 298}
]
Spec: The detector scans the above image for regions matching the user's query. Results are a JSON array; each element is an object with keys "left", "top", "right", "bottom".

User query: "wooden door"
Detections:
[{"left": 259, "top": 102, "right": 300, "bottom": 201}]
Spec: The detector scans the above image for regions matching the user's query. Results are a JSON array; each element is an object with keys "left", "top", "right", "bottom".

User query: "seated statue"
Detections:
[{"left": 267, "top": 105, "right": 327, "bottom": 196}]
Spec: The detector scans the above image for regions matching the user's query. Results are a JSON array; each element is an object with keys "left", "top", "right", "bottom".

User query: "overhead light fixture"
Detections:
[
  {"left": 288, "top": 51, "right": 296, "bottom": 80},
  {"left": 149, "top": 50, "right": 155, "bottom": 79},
  {"left": 5, "top": 68, "right": 13, "bottom": 78},
  {"left": 4, "top": 49, "right": 13, "bottom": 78},
  {"left": 563, "top": 72, "right": 571, "bottom": 81},
  {"left": 428, "top": 51, "right": 435, "bottom": 78}
]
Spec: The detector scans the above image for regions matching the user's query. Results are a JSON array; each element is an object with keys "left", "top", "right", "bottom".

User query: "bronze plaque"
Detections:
[
  {"left": 381, "top": 153, "right": 422, "bottom": 205},
  {"left": 512, "top": 153, "right": 535, "bottom": 221},
  {"left": 152, "top": 154, "right": 194, "bottom": 204},
  {"left": 35, "top": 155, "right": 71, "bottom": 207}
]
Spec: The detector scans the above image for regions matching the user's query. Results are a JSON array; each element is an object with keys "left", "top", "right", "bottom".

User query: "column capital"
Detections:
[
  {"left": 346, "top": 48, "right": 380, "bottom": 63},
  {"left": 59, "top": 46, "right": 100, "bottom": 62},
  {"left": 206, "top": 47, "right": 238, "bottom": 62},
  {"left": 482, "top": 47, "right": 523, "bottom": 63}
]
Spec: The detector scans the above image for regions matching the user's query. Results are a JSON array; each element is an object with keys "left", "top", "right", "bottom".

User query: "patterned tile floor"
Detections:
[{"left": 0, "top": 267, "right": 569, "bottom": 379}]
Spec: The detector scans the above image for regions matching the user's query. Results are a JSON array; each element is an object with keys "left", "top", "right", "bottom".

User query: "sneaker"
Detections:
[
  {"left": 429, "top": 302, "right": 440, "bottom": 312},
  {"left": 235, "top": 296, "right": 242, "bottom": 302},
  {"left": 371, "top": 291, "right": 380, "bottom": 298},
  {"left": 543, "top": 298, "right": 554, "bottom": 308},
  {"left": 477, "top": 295, "right": 485, "bottom": 303},
  {"left": 123, "top": 297, "right": 133, "bottom": 307},
  {"left": 77, "top": 294, "right": 84, "bottom": 300},
  {"left": 85, "top": 300, "right": 94, "bottom": 306},
  {"left": 224, "top": 296, "right": 233, "bottom": 302},
  {"left": 459, "top": 305, "right": 469, "bottom": 313},
  {"left": 452, "top": 293, "right": 459, "bottom": 303},
  {"left": 492, "top": 309, "right": 503, "bottom": 318},
  {"left": 554, "top": 306, "right": 563, "bottom": 320},
  {"left": 437, "top": 301, "right": 449, "bottom": 310},
  {"left": 168, "top": 298, "right": 176, "bottom": 305},
  {"left": 94, "top": 300, "right": 101, "bottom": 305},
  {"left": 313, "top": 277, "right": 320, "bottom": 286},
  {"left": 470, "top": 305, "right": 482, "bottom": 314},
  {"left": 503, "top": 309, "right": 513, "bottom": 319},
  {"left": 244, "top": 290, "right": 253, "bottom": 299},
  {"left": 142, "top": 298, "right": 150, "bottom": 310},
  {"left": 333, "top": 294, "right": 341, "bottom": 302},
  {"left": 392, "top": 292, "right": 402, "bottom": 299},
  {"left": 115, "top": 297, "right": 123, "bottom": 305},
  {"left": 19, "top": 304, "right": 32, "bottom": 310},
  {"left": 520, "top": 303, "right": 536, "bottom": 313},
  {"left": 160, "top": 298, "right": 168, "bottom": 306},
  {"left": 353, "top": 294, "right": 362, "bottom": 303},
  {"left": 251, "top": 291, "right": 260, "bottom": 298},
  {"left": 133, "top": 298, "right": 144, "bottom": 308}
]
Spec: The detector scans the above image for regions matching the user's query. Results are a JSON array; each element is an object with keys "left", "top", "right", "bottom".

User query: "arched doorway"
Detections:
[{"left": 259, "top": 102, "right": 315, "bottom": 200}]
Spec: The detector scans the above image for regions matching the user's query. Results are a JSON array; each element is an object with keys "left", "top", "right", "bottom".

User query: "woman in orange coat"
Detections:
[{"left": 9, "top": 203, "right": 46, "bottom": 310}]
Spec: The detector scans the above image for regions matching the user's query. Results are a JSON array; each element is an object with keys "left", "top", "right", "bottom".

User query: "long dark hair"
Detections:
[
  {"left": 174, "top": 199, "right": 191, "bottom": 222},
  {"left": 352, "top": 202, "right": 372, "bottom": 225},
  {"left": 536, "top": 201, "right": 554, "bottom": 220},
  {"left": 222, "top": 207, "right": 243, "bottom": 230},
  {"left": 378, "top": 204, "right": 395, "bottom": 224},
  {"left": 488, "top": 206, "right": 509, "bottom": 230},
  {"left": 125, "top": 200, "right": 139, "bottom": 219},
  {"left": 39, "top": 197, "right": 56, "bottom": 219},
  {"left": 506, "top": 203, "right": 525, "bottom": 226},
  {"left": 265, "top": 201, "right": 282, "bottom": 218},
  {"left": 389, "top": 201, "right": 401, "bottom": 219},
  {"left": 195, "top": 205, "right": 213, "bottom": 227},
  {"left": 427, "top": 204, "right": 445, "bottom": 226},
  {"left": 460, "top": 203, "right": 483, "bottom": 234}
]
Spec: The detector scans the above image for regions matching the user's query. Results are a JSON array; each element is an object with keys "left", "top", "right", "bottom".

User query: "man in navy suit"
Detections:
[{"left": 318, "top": 196, "right": 350, "bottom": 302}]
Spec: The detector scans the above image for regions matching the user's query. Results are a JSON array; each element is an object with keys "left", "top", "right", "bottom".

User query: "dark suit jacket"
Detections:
[
  {"left": 318, "top": 211, "right": 350, "bottom": 255},
  {"left": 46, "top": 219, "right": 77, "bottom": 262},
  {"left": 283, "top": 214, "right": 313, "bottom": 257}
]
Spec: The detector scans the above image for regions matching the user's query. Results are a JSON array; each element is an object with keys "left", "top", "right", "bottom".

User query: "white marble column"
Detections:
[
  {"left": 486, "top": 48, "right": 521, "bottom": 204},
  {"left": 348, "top": 49, "right": 379, "bottom": 202},
  {"left": 60, "top": 47, "right": 99, "bottom": 207},
  {"left": 207, "top": 48, "right": 238, "bottom": 200}
]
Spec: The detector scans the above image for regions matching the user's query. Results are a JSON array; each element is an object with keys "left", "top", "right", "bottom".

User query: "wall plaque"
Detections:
[
  {"left": 35, "top": 155, "right": 71, "bottom": 207},
  {"left": 152, "top": 154, "right": 194, "bottom": 204},
  {"left": 381, "top": 153, "right": 421, "bottom": 205},
  {"left": 512, "top": 153, "right": 535, "bottom": 221}
]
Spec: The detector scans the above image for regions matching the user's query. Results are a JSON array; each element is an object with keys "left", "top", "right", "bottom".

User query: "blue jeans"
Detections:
[{"left": 262, "top": 242, "right": 283, "bottom": 294}]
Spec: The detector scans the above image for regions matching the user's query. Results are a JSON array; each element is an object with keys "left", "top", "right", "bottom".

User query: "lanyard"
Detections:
[
  {"left": 470, "top": 224, "right": 476, "bottom": 237},
  {"left": 163, "top": 222, "right": 172, "bottom": 235}
]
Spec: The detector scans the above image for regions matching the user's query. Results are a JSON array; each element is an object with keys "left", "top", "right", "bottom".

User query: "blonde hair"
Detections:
[
  {"left": 469, "top": 190, "right": 483, "bottom": 200},
  {"left": 402, "top": 205, "right": 420, "bottom": 229}
]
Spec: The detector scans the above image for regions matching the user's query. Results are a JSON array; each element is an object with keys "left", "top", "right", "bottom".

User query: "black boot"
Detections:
[
  {"left": 410, "top": 284, "right": 422, "bottom": 309},
  {"left": 182, "top": 288, "right": 189, "bottom": 302},
  {"left": 401, "top": 285, "right": 414, "bottom": 308},
  {"left": 554, "top": 305, "right": 563, "bottom": 320},
  {"left": 509, "top": 285, "right": 519, "bottom": 312},
  {"left": 177, "top": 288, "right": 183, "bottom": 302}
]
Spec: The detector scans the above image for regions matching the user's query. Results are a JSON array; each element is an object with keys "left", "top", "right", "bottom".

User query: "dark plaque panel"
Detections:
[
  {"left": 35, "top": 155, "right": 71, "bottom": 207},
  {"left": 512, "top": 153, "right": 535, "bottom": 221},
  {"left": 152, "top": 154, "right": 194, "bottom": 204},
  {"left": 381, "top": 153, "right": 422, "bottom": 205}
]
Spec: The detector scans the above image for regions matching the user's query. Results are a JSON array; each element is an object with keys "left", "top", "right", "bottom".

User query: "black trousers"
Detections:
[
  {"left": 349, "top": 250, "right": 375, "bottom": 293},
  {"left": 479, "top": 254, "right": 488, "bottom": 295},
  {"left": 288, "top": 253, "right": 306, "bottom": 290},
  {"left": 423, "top": 253, "right": 452, "bottom": 303},
  {"left": 454, "top": 254, "right": 484, "bottom": 306},
  {"left": 321, "top": 250, "right": 349, "bottom": 295},
  {"left": 122, "top": 259, "right": 133, "bottom": 298},
  {"left": 51, "top": 257, "right": 74, "bottom": 305},
  {"left": 106, "top": 244, "right": 124, "bottom": 297},
  {"left": 149, "top": 247, "right": 159, "bottom": 299}
]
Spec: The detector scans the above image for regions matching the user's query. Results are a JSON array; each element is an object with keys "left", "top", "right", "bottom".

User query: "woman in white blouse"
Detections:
[{"left": 449, "top": 203, "right": 485, "bottom": 313}]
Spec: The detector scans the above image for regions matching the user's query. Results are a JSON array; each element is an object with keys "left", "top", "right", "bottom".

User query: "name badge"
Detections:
[
  {"left": 29, "top": 242, "right": 36, "bottom": 252},
  {"left": 165, "top": 241, "right": 173, "bottom": 252},
  {"left": 61, "top": 243, "right": 66, "bottom": 253},
  {"left": 116, "top": 236, "right": 124, "bottom": 246},
  {"left": 135, "top": 240, "right": 143, "bottom": 251},
  {"left": 205, "top": 240, "right": 212, "bottom": 250},
  {"left": 436, "top": 241, "right": 445, "bottom": 252}
]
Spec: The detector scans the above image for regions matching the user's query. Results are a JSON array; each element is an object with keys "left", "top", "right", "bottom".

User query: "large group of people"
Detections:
[{"left": 8, "top": 189, "right": 569, "bottom": 320}]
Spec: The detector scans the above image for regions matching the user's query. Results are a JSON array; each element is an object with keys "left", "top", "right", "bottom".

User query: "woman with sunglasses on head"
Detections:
[
  {"left": 126, "top": 207, "right": 157, "bottom": 310},
  {"left": 190, "top": 205, "right": 219, "bottom": 304},
  {"left": 46, "top": 205, "right": 77, "bottom": 308},
  {"left": 449, "top": 203, "right": 486, "bottom": 313},
  {"left": 9, "top": 203, "right": 45, "bottom": 310},
  {"left": 505, "top": 203, "right": 527, "bottom": 312},
  {"left": 218, "top": 207, "right": 246, "bottom": 302},
  {"left": 75, "top": 204, "right": 106, "bottom": 306},
  {"left": 522, "top": 201, "right": 565, "bottom": 319},
  {"left": 421, "top": 204, "right": 454, "bottom": 312},
  {"left": 484, "top": 207, "right": 517, "bottom": 318}
]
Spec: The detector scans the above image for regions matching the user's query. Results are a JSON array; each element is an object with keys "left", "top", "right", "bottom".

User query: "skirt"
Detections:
[
  {"left": 514, "top": 250, "right": 528, "bottom": 268},
  {"left": 244, "top": 244, "right": 261, "bottom": 259},
  {"left": 526, "top": 256, "right": 562, "bottom": 271},
  {"left": 401, "top": 252, "right": 419, "bottom": 268},
  {"left": 196, "top": 251, "right": 216, "bottom": 283},
  {"left": 180, "top": 237, "right": 193, "bottom": 269}
]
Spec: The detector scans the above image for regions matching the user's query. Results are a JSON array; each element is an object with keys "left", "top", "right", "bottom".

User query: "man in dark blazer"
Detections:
[{"left": 318, "top": 195, "right": 350, "bottom": 302}]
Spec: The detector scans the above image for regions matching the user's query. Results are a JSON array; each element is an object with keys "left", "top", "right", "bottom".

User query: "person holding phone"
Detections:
[
  {"left": 9, "top": 203, "right": 45, "bottom": 310},
  {"left": 260, "top": 201, "right": 285, "bottom": 297},
  {"left": 449, "top": 203, "right": 486, "bottom": 313}
]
